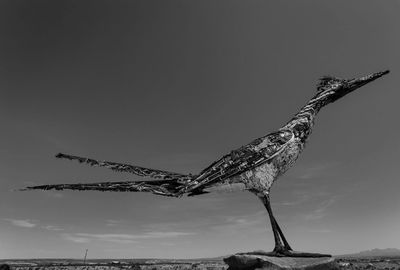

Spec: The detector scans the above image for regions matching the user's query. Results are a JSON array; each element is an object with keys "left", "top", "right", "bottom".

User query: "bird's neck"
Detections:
[{"left": 280, "top": 95, "right": 324, "bottom": 142}]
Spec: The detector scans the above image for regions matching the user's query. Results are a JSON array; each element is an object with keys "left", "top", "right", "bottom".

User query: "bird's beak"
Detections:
[{"left": 346, "top": 70, "right": 390, "bottom": 92}]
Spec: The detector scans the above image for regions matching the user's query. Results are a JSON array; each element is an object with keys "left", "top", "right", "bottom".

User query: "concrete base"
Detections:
[{"left": 224, "top": 254, "right": 339, "bottom": 270}]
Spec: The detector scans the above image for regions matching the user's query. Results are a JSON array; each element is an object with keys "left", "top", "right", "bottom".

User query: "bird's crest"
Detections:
[{"left": 316, "top": 76, "right": 344, "bottom": 94}]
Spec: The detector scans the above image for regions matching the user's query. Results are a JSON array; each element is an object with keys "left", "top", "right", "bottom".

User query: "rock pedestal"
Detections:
[{"left": 223, "top": 254, "right": 339, "bottom": 270}]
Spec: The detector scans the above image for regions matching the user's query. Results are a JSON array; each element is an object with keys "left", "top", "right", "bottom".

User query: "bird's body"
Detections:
[
  {"left": 187, "top": 93, "right": 320, "bottom": 196},
  {"left": 195, "top": 129, "right": 299, "bottom": 195},
  {"left": 22, "top": 70, "right": 390, "bottom": 257}
]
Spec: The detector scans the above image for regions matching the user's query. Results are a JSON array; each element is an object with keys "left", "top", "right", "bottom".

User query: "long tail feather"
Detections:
[
  {"left": 55, "top": 153, "right": 193, "bottom": 182},
  {"left": 20, "top": 179, "right": 185, "bottom": 197}
]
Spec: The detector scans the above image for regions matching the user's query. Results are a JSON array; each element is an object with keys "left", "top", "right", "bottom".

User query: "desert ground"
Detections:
[
  {"left": 0, "top": 259, "right": 227, "bottom": 270},
  {"left": 2, "top": 256, "right": 400, "bottom": 270},
  {"left": 335, "top": 257, "right": 400, "bottom": 270}
]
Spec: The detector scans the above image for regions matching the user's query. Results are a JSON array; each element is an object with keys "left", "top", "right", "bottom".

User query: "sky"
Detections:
[{"left": 1, "top": 0, "right": 400, "bottom": 260}]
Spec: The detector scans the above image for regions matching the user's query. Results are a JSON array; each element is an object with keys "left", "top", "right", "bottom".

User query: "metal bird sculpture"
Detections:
[{"left": 22, "top": 70, "right": 390, "bottom": 257}]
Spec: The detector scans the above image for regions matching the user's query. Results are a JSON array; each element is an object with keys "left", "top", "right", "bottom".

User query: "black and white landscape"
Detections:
[{"left": 1, "top": 0, "right": 399, "bottom": 264}]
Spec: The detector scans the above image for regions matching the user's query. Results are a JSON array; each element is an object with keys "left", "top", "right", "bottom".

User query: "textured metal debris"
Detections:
[
  {"left": 22, "top": 71, "right": 389, "bottom": 198},
  {"left": 55, "top": 153, "right": 193, "bottom": 182}
]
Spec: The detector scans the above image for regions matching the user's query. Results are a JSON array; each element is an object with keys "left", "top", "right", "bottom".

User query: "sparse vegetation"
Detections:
[
  {"left": 336, "top": 257, "right": 400, "bottom": 270},
  {"left": 8, "top": 264, "right": 227, "bottom": 270},
  {"left": 3, "top": 256, "right": 400, "bottom": 270},
  {"left": 0, "top": 259, "right": 227, "bottom": 270}
]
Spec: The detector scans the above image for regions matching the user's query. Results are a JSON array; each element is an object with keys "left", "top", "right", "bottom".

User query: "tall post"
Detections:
[{"left": 83, "top": 249, "right": 88, "bottom": 264}]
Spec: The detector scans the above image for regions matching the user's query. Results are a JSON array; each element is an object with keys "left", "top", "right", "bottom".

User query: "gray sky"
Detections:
[{"left": 1, "top": 0, "right": 400, "bottom": 259}]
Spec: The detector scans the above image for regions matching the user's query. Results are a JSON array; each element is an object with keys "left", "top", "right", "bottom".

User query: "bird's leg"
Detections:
[
  {"left": 262, "top": 194, "right": 292, "bottom": 252},
  {"left": 238, "top": 192, "right": 289, "bottom": 256},
  {"left": 259, "top": 193, "right": 291, "bottom": 253},
  {"left": 275, "top": 222, "right": 291, "bottom": 250},
  {"left": 268, "top": 207, "right": 284, "bottom": 252},
  {"left": 238, "top": 192, "right": 331, "bottom": 258}
]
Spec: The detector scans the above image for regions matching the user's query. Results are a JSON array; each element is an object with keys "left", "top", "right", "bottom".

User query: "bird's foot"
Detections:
[{"left": 237, "top": 248, "right": 331, "bottom": 258}]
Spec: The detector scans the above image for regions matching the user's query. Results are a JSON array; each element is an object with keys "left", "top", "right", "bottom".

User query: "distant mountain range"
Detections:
[{"left": 340, "top": 248, "right": 400, "bottom": 258}]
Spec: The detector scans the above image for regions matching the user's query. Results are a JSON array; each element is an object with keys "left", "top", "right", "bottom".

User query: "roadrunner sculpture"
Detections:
[{"left": 22, "top": 70, "right": 389, "bottom": 257}]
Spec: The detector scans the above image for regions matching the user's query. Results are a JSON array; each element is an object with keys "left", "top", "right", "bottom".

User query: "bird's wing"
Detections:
[
  {"left": 55, "top": 153, "right": 193, "bottom": 182},
  {"left": 20, "top": 131, "right": 292, "bottom": 197},
  {"left": 20, "top": 179, "right": 186, "bottom": 197},
  {"left": 181, "top": 129, "right": 294, "bottom": 195}
]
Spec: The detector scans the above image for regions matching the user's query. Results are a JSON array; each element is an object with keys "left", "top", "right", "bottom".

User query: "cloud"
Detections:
[
  {"left": 139, "top": 231, "right": 195, "bottom": 238},
  {"left": 210, "top": 211, "right": 267, "bottom": 233},
  {"left": 304, "top": 197, "right": 337, "bottom": 221},
  {"left": 5, "top": 218, "right": 65, "bottom": 232},
  {"left": 223, "top": 213, "right": 264, "bottom": 227},
  {"left": 62, "top": 231, "right": 195, "bottom": 244},
  {"left": 4, "top": 218, "right": 37, "bottom": 228},
  {"left": 61, "top": 233, "right": 91, "bottom": 243},
  {"left": 105, "top": 219, "right": 123, "bottom": 227},
  {"left": 273, "top": 190, "right": 330, "bottom": 208},
  {"left": 296, "top": 162, "right": 339, "bottom": 180},
  {"left": 145, "top": 210, "right": 268, "bottom": 237},
  {"left": 42, "top": 225, "right": 63, "bottom": 231}
]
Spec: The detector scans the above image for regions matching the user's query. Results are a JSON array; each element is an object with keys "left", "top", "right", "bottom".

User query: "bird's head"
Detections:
[{"left": 313, "top": 70, "right": 390, "bottom": 106}]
